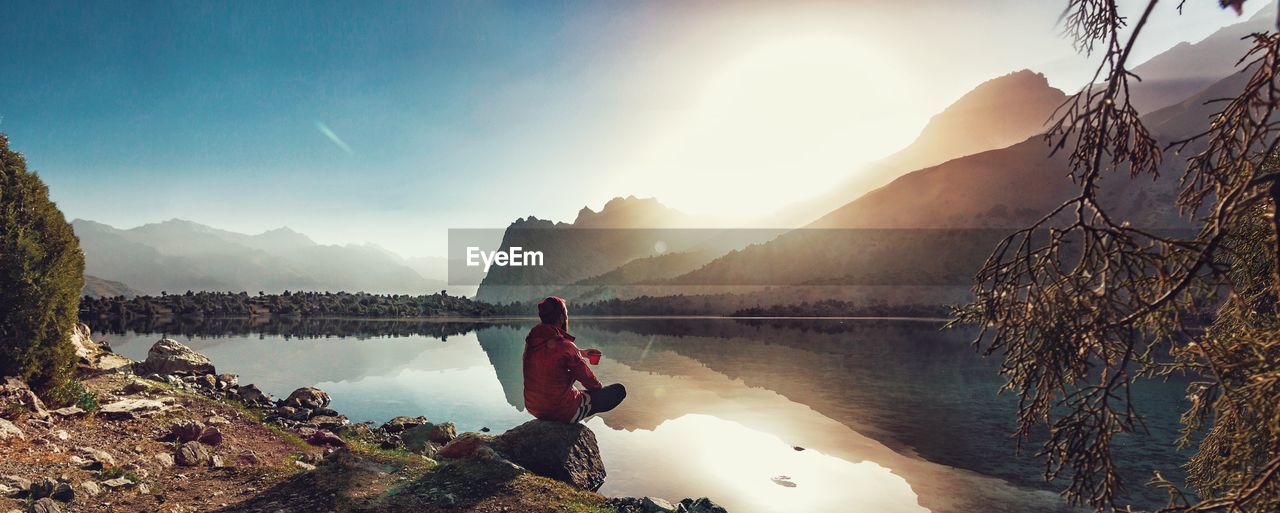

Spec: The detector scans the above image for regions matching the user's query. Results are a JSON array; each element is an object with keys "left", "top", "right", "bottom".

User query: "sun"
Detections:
[{"left": 617, "top": 32, "right": 927, "bottom": 221}]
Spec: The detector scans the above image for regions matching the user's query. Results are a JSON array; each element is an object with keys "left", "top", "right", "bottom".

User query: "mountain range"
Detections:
[
  {"left": 74, "top": 219, "right": 450, "bottom": 297},
  {"left": 475, "top": 4, "right": 1270, "bottom": 307}
]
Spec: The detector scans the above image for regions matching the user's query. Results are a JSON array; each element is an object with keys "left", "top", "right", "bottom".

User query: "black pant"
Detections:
[{"left": 586, "top": 383, "right": 626, "bottom": 416}]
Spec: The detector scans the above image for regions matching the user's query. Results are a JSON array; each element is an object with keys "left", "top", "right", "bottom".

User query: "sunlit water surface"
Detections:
[{"left": 101, "top": 318, "right": 1189, "bottom": 513}]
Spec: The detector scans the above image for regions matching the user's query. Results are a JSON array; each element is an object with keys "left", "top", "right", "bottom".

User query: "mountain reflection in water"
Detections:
[{"left": 101, "top": 318, "right": 1187, "bottom": 513}]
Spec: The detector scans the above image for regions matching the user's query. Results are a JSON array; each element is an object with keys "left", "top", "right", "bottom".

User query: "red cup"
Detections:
[{"left": 585, "top": 349, "right": 602, "bottom": 365}]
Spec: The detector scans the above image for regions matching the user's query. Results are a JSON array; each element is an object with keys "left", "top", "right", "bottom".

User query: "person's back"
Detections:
[{"left": 522, "top": 296, "right": 626, "bottom": 423}]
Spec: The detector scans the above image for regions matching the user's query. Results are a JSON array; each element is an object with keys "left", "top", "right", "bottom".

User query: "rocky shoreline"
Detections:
[{"left": 0, "top": 324, "right": 726, "bottom": 513}]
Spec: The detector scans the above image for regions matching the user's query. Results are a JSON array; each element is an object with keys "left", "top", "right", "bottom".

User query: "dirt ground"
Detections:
[{"left": 0, "top": 348, "right": 613, "bottom": 513}]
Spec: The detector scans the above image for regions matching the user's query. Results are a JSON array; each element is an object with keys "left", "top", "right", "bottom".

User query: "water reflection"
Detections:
[{"left": 101, "top": 318, "right": 1187, "bottom": 513}]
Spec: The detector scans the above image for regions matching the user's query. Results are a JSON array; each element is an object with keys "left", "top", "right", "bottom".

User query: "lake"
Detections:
[{"left": 96, "top": 317, "right": 1190, "bottom": 513}]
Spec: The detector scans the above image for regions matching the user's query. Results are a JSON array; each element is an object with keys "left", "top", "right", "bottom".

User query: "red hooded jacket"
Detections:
[{"left": 523, "top": 323, "right": 602, "bottom": 422}]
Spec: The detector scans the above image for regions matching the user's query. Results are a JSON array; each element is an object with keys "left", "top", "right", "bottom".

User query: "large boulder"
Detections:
[
  {"left": 141, "top": 339, "right": 215, "bottom": 376},
  {"left": 283, "top": 387, "right": 330, "bottom": 410},
  {"left": 492, "top": 420, "right": 606, "bottom": 491}
]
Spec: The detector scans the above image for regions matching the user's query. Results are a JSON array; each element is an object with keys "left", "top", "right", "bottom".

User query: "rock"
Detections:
[
  {"left": 29, "top": 477, "right": 57, "bottom": 499},
  {"left": 379, "top": 415, "right": 428, "bottom": 434},
  {"left": 198, "top": 426, "right": 223, "bottom": 446},
  {"left": 169, "top": 420, "right": 205, "bottom": 442},
  {"left": 121, "top": 379, "right": 157, "bottom": 395},
  {"left": 28, "top": 498, "right": 60, "bottom": 513},
  {"left": 205, "top": 415, "right": 231, "bottom": 426},
  {"left": 0, "top": 419, "right": 25, "bottom": 441},
  {"left": 195, "top": 374, "right": 218, "bottom": 390},
  {"left": 307, "top": 415, "right": 348, "bottom": 431},
  {"left": 69, "top": 322, "right": 96, "bottom": 363},
  {"left": 75, "top": 447, "right": 115, "bottom": 469},
  {"left": 98, "top": 398, "right": 166, "bottom": 420},
  {"left": 211, "top": 454, "right": 225, "bottom": 468},
  {"left": 641, "top": 497, "right": 675, "bottom": 513},
  {"left": 216, "top": 374, "right": 238, "bottom": 389},
  {"left": 1, "top": 475, "right": 31, "bottom": 493},
  {"left": 282, "top": 387, "right": 330, "bottom": 410},
  {"left": 402, "top": 422, "right": 456, "bottom": 452},
  {"left": 99, "top": 477, "right": 134, "bottom": 489},
  {"left": 437, "top": 432, "right": 495, "bottom": 459},
  {"left": 236, "top": 450, "right": 262, "bottom": 466},
  {"left": 141, "top": 339, "right": 215, "bottom": 376},
  {"left": 52, "top": 430, "right": 69, "bottom": 441},
  {"left": 235, "top": 384, "right": 273, "bottom": 406},
  {"left": 175, "top": 442, "right": 213, "bottom": 467},
  {"left": 275, "top": 406, "right": 311, "bottom": 422},
  {"left": 293, "top": 460, "right": 316, "bottom": 471},
  {"left": 305, "top": 430, "right": 346, "bottom": 448},
  {"left": 50, "top": 482, "right": 73, "bottom": 501},
  {"left": 154, "top": 453, "right": 175, "bottom": 467},
  {"left": 49, "top": 407, "right": 85, "bottom": 418},
  {"left": 0, "top": 377, "right": 49, "bottom": 420},
  {"left": 679, "top": 498, "right": 728, "bottom": 513},
  {"left": 77, "top": 481, "right": 100, "bottom": 497},
  {"left": 491, "top": 420, "right": 606, "bottom": 491}
]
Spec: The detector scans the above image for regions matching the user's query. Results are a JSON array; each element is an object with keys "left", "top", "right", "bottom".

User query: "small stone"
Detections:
[
  {"left": 0, "top": 419, "right": 25, "bottom": 441},
  {"left": 641, "top": 496, "right": 674, "bottom": 513},
  {"left": 76, "top": 447, "right": 116, "bottom": 468},
  {"left": 99, "top": 477, "right": 134, "bottom": 489},
  {"left": 235, "top": 384, "right": 273, "bottom": 406},
  {"left": 679, "top": 498, "right": 728, "bottom": 513},
  {"left": 379, "top": 416, "right": 427, "bottom": 434},
  {"left": 28, "top": 497, "right": 60, "bottom": 513},
  {"left": 50, "top": 482, "right": 73, "bottom": 501},
  {"left": 197, "top": 427, "right": 223, "bottom": 446},
  {"left": 205, "top": 415, "right": 231, "bottom": 426},
  {"left": 293, "top": 460, "right": 316, "bottom": 471},
  {"left": 52, "top": 430, "right": 69, "bottom": 441},
  {"left": 282, "top": 387, "right": 330, "bottom": 410},
  {"left": 98, "top": 398, "right": 166, "bottom": 420},
  {"left": 49, "top": 407, "right": 85, "bottom": 418},
  {"left": 29, "top": 478, "right": 57, "bottom": 499},
  {"left": 236, "top": 450, "right": 261, "bottom": 466},
  {"left": 1, "top": 475, "right": 31, "bottom": 492},
  {"left": 211, "top": 455, "right": 225, "bottom": 468},
  {"left": 77, "top": 481, "right": 101, "bottom": 497},
  {"left": 175, "top": 442, "right": 213, "bottom": 467},
  {"left": 154, "top": 453, "right": 175, "bottom": 467}
]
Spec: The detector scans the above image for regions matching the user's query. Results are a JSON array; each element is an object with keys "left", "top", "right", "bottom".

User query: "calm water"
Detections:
[{"left": 97, "top": 318, "right": 1190, "bottom": 513}]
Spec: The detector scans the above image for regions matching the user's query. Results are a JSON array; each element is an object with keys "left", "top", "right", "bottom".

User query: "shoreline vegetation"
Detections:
[
  {"left": 79, "top": 290, "right": 953, "bottom": 324},
  {"left": 0, "top": 324, "right": 726, "bottom": 512}
]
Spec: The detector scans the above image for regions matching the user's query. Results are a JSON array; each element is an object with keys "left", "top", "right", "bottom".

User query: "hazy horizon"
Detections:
[{"left": 1, "top": 0, "right": 1268, "bottom": 258}]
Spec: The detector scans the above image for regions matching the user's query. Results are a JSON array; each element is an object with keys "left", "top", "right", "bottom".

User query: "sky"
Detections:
[{"left": 0, "top": 0, "right": 1269, "bottom": 257}]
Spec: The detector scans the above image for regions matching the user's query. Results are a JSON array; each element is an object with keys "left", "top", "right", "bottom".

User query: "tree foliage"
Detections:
[
  {"left": 0, "top": 133, "right": 85, "bottom": 394},
  {"left": 958, "top": 1, "right": 1280, "bottom": 511}
]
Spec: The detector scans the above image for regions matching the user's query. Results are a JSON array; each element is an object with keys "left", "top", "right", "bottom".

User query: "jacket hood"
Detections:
[{"left": 526, "top": 322, "right": 574, "bottom": 348}]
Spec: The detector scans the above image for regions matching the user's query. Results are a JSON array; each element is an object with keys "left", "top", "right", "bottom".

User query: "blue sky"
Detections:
[{"left": 0, "top": 0, "right": 1267, "bottom": 256}]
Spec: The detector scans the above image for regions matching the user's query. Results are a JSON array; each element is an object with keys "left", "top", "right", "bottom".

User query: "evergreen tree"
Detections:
[{"left": 0, "top": 133, "right": 85, "bottom": 394}]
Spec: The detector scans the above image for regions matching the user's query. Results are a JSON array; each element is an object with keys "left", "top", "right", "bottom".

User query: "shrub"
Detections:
[{"left": 0, "top": 133, "right": 84, "bottom": 394}]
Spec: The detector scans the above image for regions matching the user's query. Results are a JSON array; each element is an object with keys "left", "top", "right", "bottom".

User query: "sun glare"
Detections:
[{"left": 620, "top": 33, "right": 926, "bottom": 220}]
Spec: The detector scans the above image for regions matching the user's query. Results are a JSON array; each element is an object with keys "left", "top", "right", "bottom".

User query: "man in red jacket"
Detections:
[{"left": 523, "top": 296, "right": 626, "bottom": 423}]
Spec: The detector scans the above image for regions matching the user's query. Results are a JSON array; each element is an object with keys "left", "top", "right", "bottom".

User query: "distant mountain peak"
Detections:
[
  {"left": 572, "top": 196, "right": 688, "bottom": 228},
  {"left": 875, "top": 68, "right": 1066, "bottom": 175}
]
